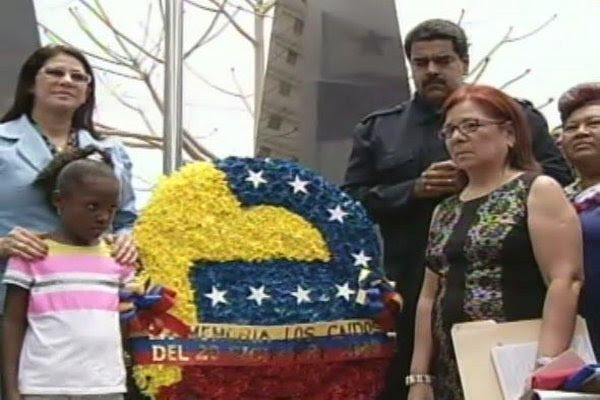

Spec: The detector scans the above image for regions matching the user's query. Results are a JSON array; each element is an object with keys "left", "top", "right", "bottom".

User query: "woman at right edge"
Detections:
[
  {"left": 406, "top": 85, "right": 583, "bottom": 400},
  {"left": 559, "top": 83, "right": 600, "bottom": 359}
]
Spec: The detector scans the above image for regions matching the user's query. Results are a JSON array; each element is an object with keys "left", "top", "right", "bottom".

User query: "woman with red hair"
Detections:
[{"left": 406, "top": 85, "right": 583, "bottom": 400}]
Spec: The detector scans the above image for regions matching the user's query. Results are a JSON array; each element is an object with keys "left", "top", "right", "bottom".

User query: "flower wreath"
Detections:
[{"left": 129, "top": 157, "right": 398, "bottom": 399}]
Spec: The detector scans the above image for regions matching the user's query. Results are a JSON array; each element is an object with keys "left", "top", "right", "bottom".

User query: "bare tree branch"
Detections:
[
  {"left": 183, "top": 127, "right": 218, "bottom": 160},
  {"left": 469, "top": 57, "right": 489, "bottom": 84},
  {"left": 183, "top": 0, "right": 226, "bottom": 59},
  {"left": 137, "top": 2, "right": 154, "bottom": 59},
  {"left": 81, "top": 0, "right": 164, "bottom": 64},
  {"left": 102, "top": 64, "right": 215, "bottom": 161},
  {"left": 188, "top": 0, "right": 257, "bottom": 45},
  {"left": 39, "top": 23, "right": 127, "bottom": 67},
  {"left": 92, "top": 0, "right": 146, "bottom": 72},
  {"left": 99, "top": 123, "right": 215, "bottom": 144},
  {"left": 69, "top": 7, "right": 130, "bottom": 63},
  {"left": 231, "top": 0, "right": 276, "bottom": 16},
  {"left": 468, "top": 26, "right": 512, "bottom": 77},
  {"left": 104, "top": 86, "right": 159, "bottom": 136},
  {"left": 158, "top": 0, "right": 166, "bottom": 24},
  {"left": 133, "top": 173, "right": 158, "bottom": 190},
  {"left": 185, "top": 62, "right": 251, "bottom": 99},
  {"left": 50, "top": 0, "right": 242, "bottom": 162},
  {"left": 191, "top": 13, "right": 238, "bottom": 47},
  {"left": 535, "top": 97, "right": 554, "bottom": 110},
  {"left": 262, "top": 0, "right": 278, "bottom": 13},
  {"left": 93, "top": 65, "right": 143, "bottom": 80},
  {"left": 147, "top": 30, "right": 166, "bottom": 77},
  {"left": 506, "top": 14, "right": 557, "bottom": 43},
  {"left": 468, "top": 15, "right": 556, "bottom": 79},
  {"left": 68, "top": 5, "right": 164, "bottom": 114},
  {"left": 499, "top": 68, "right": 531, "bottom": 90},
  {"left": 96, "top": 123, "right": 162, "bottom": 147},
  {"left": 243, "top": 0, "right": 256, "bottom": 9},
  {"left": 122, "top": 142, "right": 161, "bottom": 149},
  {"left": 230, "top": 67, "right": 254, "bottom": 116},
  {"left": 185, "top": 0, "right": 219, "bottom": 12},
  {"left": 457, "top": 9, "right": 465, "bottom": 26},
  {"left": 182, "top": 0, "right": 247, "bottom": 55}
]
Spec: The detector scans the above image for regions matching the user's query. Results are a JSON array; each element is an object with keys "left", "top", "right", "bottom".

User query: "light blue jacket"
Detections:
[{"left": 0, "top": 115, "right": 138, "bottom": 310}]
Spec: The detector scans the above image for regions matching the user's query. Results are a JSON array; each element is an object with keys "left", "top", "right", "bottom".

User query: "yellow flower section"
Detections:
[
  {"left": 133, "top": 162, "right": 331, "bottom": 396},
  {"left": 133, "top": 365, "right": 181, "bottom": 397}
]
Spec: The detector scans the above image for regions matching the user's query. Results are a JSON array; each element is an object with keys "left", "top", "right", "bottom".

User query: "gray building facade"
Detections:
[{"left": 255, "top": 0, "right": 410, "bottom": 183}]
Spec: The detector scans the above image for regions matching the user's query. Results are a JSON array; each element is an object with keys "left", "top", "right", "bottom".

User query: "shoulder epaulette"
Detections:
[
  {"left": 514, "top": 97, "right": 542, "bottom": 113},
  {"left": 514, "top": 97, "right": 546, "bottom": 120},
  {"left": 361, "top": 103, "right": 406, "bottom": 124},
  {"left": 514, "top": 97, "right": 534, "bottom": 108}
]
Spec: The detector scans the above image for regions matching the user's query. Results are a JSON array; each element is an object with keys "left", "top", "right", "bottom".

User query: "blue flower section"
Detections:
[
  {"left": 192, "top": 261, "right": 361, "bottom": 325},
  {"left": 188, "top": 157, "right": 387, "bottom": 325}
]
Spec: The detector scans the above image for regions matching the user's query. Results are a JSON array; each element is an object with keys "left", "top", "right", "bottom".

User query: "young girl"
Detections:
[{"left": 2, "top": 145, "right": 134, "bottom": 400}]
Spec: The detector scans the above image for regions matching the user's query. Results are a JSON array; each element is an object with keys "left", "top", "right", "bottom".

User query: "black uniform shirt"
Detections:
[{"left": 342, "top": 93, "right": 572, "bottom": 305}]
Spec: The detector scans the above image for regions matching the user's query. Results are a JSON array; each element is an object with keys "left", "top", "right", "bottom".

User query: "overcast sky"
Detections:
[{"left": 33, "top": 0, "right": 600, "bottom": 204}]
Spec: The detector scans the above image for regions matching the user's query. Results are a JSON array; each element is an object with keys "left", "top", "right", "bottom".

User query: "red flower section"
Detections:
[{"left": 157, "top": 359, "right": 390, "bottom": 400}]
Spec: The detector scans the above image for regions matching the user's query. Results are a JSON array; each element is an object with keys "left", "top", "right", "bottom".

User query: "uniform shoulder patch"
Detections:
[{"left": 360, "top": 102, "right": 406, "bottom": 124}]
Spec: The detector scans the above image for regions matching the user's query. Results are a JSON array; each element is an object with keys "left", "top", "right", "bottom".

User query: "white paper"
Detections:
[
  {"left": 529, "top": 390, "right": 600, "bottom": 399},
  {"left": 492, "top": 336, "right": 596, "bottom": 400}
]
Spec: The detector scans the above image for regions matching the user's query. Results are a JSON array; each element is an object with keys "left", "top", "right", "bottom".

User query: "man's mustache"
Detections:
[{"left": 424, "top": 77, "right": 446, "bottom": 87}]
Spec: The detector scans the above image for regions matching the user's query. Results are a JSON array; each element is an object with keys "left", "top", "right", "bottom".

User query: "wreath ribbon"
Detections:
[{"left": 121, "top": 285, "right": 191, "bottom": 338}]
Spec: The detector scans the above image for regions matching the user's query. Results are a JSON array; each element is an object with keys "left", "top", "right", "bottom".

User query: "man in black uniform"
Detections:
[{"left": 342, "top": 19, "right": 572, "bottom": 399}]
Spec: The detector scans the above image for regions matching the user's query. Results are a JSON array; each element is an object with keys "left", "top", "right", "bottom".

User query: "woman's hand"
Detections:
[
  {"left": 407, "top": 383, "right": 434, "bottom": 400},
  {"left": 0, "top": 227, "right": 47, "bottom": 260},
  {"left": 106, "top": 233, "right": 138, "bottom": 265}
]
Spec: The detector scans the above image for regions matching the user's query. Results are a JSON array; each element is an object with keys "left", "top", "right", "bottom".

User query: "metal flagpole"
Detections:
[
  {"left": 253, "top": 0, "right": 265, "bottom": 142},
  {"left": 163, "top": 0, "right": 184, "bottom": 175}
]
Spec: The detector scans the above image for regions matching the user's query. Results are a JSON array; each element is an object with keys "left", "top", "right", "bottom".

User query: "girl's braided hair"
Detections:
[{"left": 34, "top": 145, "right": 116, "bottom": 207}]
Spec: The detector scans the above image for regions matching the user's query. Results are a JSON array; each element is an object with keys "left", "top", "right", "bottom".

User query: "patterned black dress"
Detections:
[{"left": 425, "top": 173, "right": 547, "bottom": 400}]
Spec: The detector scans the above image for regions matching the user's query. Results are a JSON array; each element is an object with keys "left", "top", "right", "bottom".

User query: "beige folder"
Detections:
[{"left": 451, "top": 317, "right": 592, "bottom": 400}]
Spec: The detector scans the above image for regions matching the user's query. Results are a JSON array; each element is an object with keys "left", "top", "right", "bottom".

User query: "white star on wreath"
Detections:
[
  {"left": 335, "top": 282, "right": 356, "bottom": 301},
  {"left": 289, "top": 285, "right": 312, "bottom": 304},
  {"left": 327, "top": 205, "right": 349, "bottom": 223},
  {"left": 351, "top": 250, "right": 372, "bottom": 268},
  {"left": 204, "top": 286, "right": 228, "bottom": 307},
  {"left": 247, "top": 285, "right": 271, "bottom": 306},
  {"left": 245, "top": 169, "right": 267, "bottom": 189},
  {"left": 287, "top": 175, "right": 310, "bottom": 194}
]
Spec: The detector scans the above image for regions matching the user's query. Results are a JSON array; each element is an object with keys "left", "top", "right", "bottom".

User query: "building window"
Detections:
[
  {"left": 279, "top": 80, "right": 292, "bottom": 97},
  {"left": 257, "top": 146, "right": 272, "bottom": 157},
  {"left": 267, "top": 114, "right": 283, "bottom": 130},
  {"left": 286, "top": 49, "right": 298, "bottom": 65},
  {"left": 293, "top": 17, "right": 304, "bottom": 36}
]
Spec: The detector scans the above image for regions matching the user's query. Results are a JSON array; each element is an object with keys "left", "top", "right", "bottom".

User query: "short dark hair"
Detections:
[
  {"left": 35, "top": 145, "right": 117, "bottom": 207},
  {"left": 404, "top": 19, "right": 469, "bottom": 62},
  {"left": 1, "top": 45, "right": 100, "bottom": 139},
  {"left": 558, "top": 82, "right": 600, "bottom": 123},
  {"left": 443, "top": 85, "right": 540, "bottom": 172}
]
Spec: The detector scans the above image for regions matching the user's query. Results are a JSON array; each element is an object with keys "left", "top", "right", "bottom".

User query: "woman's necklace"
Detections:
[{"left": 32, "top": 120, "right": 78, "bottom": 155}]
